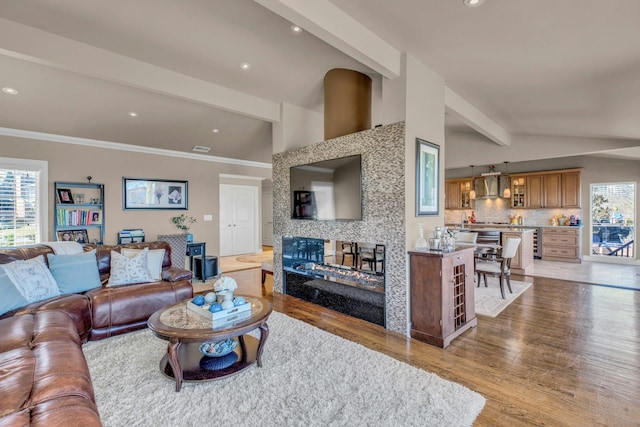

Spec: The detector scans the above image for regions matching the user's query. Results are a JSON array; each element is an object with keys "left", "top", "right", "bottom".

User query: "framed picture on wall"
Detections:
[
  {"left": 416, "top": 138, "right": 439, "bottom": 216},
  {"left": 122, "top": 177, "right": 188, "bottom": 210}
]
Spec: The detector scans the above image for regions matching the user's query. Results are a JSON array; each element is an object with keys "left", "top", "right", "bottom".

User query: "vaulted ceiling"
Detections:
[{"left": 1, "top": 0, "right": 639, "bottom": 165}]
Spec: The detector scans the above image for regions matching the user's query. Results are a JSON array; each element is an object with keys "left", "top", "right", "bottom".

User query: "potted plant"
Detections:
[{"left": 171, "top": 214, "right": 196, "bottom": 241}]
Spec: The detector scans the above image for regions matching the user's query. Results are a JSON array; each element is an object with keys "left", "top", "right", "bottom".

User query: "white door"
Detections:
[
  {"left": 262, "top": 192, "right": 273, "bottom": 246},
  {"left": 219, "top": 184, "right": 259, "bottom": 256}
]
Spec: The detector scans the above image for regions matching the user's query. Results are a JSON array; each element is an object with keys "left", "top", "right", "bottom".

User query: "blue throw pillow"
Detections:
[
  {"left": 47, "top": 249, "right": 102, "bottom": 295},
  {"left": 0, "top": 269, "right": 30, "bottom": 316}
]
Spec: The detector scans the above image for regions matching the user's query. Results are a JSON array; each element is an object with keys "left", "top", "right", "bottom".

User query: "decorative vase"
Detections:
[
  {"left": 217, "top": 290, "right": 234, "bottom": 304},
  {"left": 415, "top": 223, "right": 428, "bottom": 250}
]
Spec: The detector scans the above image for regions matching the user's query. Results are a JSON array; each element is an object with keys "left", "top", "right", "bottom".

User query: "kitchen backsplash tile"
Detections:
[{"left": 445, "top": 198, "right": 582, "bottom": 226}]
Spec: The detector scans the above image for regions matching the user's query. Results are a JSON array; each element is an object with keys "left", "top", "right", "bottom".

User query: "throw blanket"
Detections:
[{"left": 44, "top": 241, "right": 84, "bottom": 255}]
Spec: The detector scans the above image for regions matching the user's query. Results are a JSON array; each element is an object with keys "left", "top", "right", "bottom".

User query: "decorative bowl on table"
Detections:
[{"left": 199, "top": 338, "right": 238, "bottom": 357}]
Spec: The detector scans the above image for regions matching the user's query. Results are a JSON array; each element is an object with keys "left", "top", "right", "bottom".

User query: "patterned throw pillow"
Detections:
[
  {"left": 107, "top": 247, "right": 154, "bottom": 286},
  {"left": 121, "top": 248, "right": 165, "bottom": 281},
  {"left": 0, "top": 255, "right": 60, "bottom": 303}
]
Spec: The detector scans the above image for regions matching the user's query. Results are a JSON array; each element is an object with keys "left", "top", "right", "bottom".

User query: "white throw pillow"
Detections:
[
  {"left": 121, "top": 248, "right": 165, "bottom": 281},
  {"left": 107, "top": 248, "right": 154, "bottom": 286},
  {"left": 0, "top": 255, "right": 60, "bottom": 302}
]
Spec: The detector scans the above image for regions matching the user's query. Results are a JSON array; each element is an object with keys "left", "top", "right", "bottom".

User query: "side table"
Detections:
[{"left": 186, "top": 242, "right": 206, "bottom": 282}]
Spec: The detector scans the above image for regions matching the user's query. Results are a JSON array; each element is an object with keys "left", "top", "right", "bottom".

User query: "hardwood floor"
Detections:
[{"left": 227, "top": 268, "right": 640, "bottom": 426}]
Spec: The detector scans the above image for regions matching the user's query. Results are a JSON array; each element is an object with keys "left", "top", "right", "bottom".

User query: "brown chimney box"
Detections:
[{"left": 324, "top": 68, "right": 372, "bottom": 140}]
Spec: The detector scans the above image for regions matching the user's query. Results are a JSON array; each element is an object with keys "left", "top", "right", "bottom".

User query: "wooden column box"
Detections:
[{"left": 409, "top": 247, "right": 477, "bottom": 348}]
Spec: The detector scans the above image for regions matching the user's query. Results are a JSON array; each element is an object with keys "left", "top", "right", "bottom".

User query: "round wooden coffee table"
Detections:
[{"left": 147, "top": 295, "right": 272, "bottom": 392}]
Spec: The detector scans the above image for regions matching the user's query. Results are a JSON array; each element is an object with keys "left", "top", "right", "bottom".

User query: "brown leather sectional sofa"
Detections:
[{"left": 0, "top": 241, "right": 194, "bottom": 426}]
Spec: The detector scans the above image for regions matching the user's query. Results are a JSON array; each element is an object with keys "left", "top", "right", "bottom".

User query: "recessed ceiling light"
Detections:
[
  {"left": 290, "top": 25, "right": 303, "bottom": 33},
  {"left": 463, "top": 0, "right": 484, "bottom": 6},
  {"left": 212, "top": 128, "right": 220, "bottom": 133},
  {"left": 2, "top": 87, "right": 18, "bottom": 95},
  {"left": 240, "top": 62, "right": 251, "bottom": 71},
  {"left": 128, "top": 111, "right": 138, "bottom": 117}
]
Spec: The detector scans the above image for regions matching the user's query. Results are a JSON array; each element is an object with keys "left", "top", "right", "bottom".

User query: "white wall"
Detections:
[
  {"left": 401, "top": 53, "right": 446, "bottom": 250},
  {"left": 0, "top": 135, "right": 272, "bottom": 254},
  {"left": 272, "top": 102, "right": 323, "bottom": 154}
]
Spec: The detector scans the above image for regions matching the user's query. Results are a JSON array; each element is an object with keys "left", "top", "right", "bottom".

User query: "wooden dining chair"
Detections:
[
  {"left": 359, "top": 244, "right": 385, "bottom": 272},
  {"left": 341, "top": 241, "right": 356, "bottom": 266},
  {"left": 475, "top": 237, "right": 521, "bottom": 299}
]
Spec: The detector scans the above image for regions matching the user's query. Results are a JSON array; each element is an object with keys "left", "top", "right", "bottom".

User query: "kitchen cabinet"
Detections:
[
  {"left": 562, "top": 172, "right": 581, "bottom": 208},
  {"left": 409, "top": 247, "right": 477, "bottom": 348},
  {"left": 445, "top": 181, "right": 460, "bottom": 210},
  {"left": 541, "top": 227, "right": 582, "bottom": 263},
  {"left": 511, "top": 177, "right": 526, "bottom": 208},
  {"left": 543, "top": 173, "right": 562, "bottom": 208},
  {"left": 526, "top": 175, "right": 544, "bottom": 208},
  {"left": 509, "top": 169, "right": 581, "bottom": 209},
  {"left": 445, "top": 179, "right": 473, "bottom": 210}
]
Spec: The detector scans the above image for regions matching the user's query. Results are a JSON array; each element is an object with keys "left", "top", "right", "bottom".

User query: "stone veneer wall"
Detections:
[{"left": 272, "top": 122, "right": 407, "bottom": 334}]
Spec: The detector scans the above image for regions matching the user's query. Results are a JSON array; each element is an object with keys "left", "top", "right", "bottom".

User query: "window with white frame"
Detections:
[{"left": 0, "top": 157, "right": 48, "bottom": 247}]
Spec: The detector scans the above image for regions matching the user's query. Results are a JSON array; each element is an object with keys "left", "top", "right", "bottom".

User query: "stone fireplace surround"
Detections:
[{"left": 272, "top": 122, "right": 407, "bottom": 334}]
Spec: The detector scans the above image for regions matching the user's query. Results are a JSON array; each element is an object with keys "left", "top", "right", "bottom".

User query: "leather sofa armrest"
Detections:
[{"left": 162, "top": 268, "right": 193, "bottom": 282}]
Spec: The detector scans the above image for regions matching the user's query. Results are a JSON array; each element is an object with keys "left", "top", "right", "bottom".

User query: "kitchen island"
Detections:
[{"left": 451, "top": 227, "right": 535, "bottom": 275}]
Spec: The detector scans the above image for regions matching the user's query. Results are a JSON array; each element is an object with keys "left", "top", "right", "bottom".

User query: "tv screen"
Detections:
[{"left": 290, "top": 155, "right": 362, "bottom": 221}]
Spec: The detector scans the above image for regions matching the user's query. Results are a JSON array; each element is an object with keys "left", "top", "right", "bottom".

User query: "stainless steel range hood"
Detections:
[{"left": 474, "top": 175, "right": 510, "bottom": 199}]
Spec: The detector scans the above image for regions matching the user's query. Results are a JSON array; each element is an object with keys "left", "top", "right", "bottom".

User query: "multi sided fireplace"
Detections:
[{"left": 282, "top": 236, "right": 386, "bottom": 326}]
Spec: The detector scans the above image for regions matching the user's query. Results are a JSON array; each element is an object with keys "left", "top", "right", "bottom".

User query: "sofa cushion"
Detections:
[
  {"left": 0, "top": 311, "right": 100, "bottom": 425},
  {"left": 121, "top": 248, "right": 165, "bottom": 281},
  {"left": 47, "top": 250, "right": 102, "bottom": 295},
  {"left": 0, "top": 255, "right": 59, "bottom": 312},
  {"left": 0, "top": 269, "right": 31, "bottom": 316},
  {"left": 107, "top": 248, "right": 154, "bottom": 286}
]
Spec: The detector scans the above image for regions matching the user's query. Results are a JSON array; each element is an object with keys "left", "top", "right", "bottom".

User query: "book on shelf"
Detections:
[{"left": 56, "top": 208, "right": 102, "bottom": 226}]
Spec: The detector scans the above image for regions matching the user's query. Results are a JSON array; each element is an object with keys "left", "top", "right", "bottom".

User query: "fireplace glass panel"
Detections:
[{"left": 282, "top": 236, "right": 385, "bottom": 327}]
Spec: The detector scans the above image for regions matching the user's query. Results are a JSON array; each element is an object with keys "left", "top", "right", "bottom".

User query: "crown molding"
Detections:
[
  {"left": 219, "top": 174, "right": 266, "bottom": 181},
  {"left": 0, "top": 127, "right": 272, "bottom": 170}
]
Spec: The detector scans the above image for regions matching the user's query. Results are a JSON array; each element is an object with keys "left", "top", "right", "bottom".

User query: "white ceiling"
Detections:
[{"left": 1, "top": 0, "right": 639, "bottom": 165}]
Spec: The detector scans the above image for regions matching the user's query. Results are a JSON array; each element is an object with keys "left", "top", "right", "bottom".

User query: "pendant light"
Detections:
[
  {"left": 503, "top": 161, "right": 511, "bottom": 198},
  {"left": 469, "top": 165, "right": 476, "bottom": 200}
]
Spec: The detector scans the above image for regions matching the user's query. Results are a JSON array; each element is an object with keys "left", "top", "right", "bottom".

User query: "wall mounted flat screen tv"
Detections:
[{"left": 290, "top": 155, "right": 362, "bottom": 221}]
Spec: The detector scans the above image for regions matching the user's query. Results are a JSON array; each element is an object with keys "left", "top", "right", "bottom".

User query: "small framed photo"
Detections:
[
  {"left": 57, "top": 188, "right": 75, "bottom": 204},
  {"left": 57, "top": 230, "right": 75, "bottom": 242},
  {"left": 74, "top": 229, "right": 89, "bottom": 244},
  {"left": 89, "top": 211, "right": 101, "bottom": 224}
]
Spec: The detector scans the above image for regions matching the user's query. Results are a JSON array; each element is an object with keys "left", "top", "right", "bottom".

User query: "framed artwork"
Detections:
[
  {"left": 57, "top": 230, "right": 75, "bottom": 242},
  {"left": 74, "top": 229, "right": 89, "bottom": 244},
  {"left": 416, "top": 138, "right": 440, "bottom": 216},
  {"left": 57, "top": 188, "right": 74, "bottom": 204},
  {"left": 122, "top": 177, "right": 188, "bottom": 210}
]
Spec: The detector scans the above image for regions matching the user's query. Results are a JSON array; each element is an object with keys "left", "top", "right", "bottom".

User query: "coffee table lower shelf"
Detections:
[{"left": 160, "top": 335, "right": 259, "bottom": 384}]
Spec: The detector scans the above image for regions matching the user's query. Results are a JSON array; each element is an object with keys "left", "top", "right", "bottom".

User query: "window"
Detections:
[
  {"left": 590, "top": 182, "right": 635, "bottom": 260},
  {"left": 0, "top": 157, "right": 48, "bottom": 247}
]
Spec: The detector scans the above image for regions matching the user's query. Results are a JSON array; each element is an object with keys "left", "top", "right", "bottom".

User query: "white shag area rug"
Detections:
[
  {"left": 474, "top": 278, "right": 532, "bottom": 317},
  {"left": 83, "top": 311, "right": 485, "bottom": 427}
]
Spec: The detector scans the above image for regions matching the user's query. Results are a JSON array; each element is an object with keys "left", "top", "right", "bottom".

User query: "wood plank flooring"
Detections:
[{"left": 226, "top": 268, "right": 640, "bottom": 426}]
